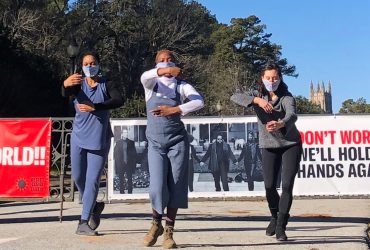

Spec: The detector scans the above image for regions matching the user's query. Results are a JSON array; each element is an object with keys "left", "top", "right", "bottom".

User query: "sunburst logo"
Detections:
[{"left": 17, "top": 179, "right": 27, "bottom": 190}]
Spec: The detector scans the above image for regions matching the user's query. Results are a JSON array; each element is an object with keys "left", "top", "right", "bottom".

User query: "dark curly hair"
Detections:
[{"left": 80, "top": 51, "right": 100, "bottom": 63}]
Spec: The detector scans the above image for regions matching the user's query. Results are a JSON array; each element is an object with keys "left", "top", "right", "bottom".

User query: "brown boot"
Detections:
[
  {"left": 143, "top": 220, "right": 164, "bottom": 247},
  {"left": 162, "top": 225, "right": 177, "bottom": 249}
]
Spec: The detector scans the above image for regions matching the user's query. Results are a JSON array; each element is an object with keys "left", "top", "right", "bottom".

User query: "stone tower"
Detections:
[{"left": 310, "top": 81, "right": 333, "bottom": 113}]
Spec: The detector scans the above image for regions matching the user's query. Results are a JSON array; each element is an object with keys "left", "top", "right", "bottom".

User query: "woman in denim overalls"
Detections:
[{"left": 140, "top": 50, "right": 204, "bottom": 248}]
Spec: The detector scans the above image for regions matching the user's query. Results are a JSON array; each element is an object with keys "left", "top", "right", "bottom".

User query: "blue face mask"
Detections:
[
  {"left": 262, "top": 79, "right": 281, "bottom": 92},
  {"left": 82, "top": 65, "right": 100, "bottom": 77},
  {"left": 155, "top": 62, "right": 176, "bottom": 68}
]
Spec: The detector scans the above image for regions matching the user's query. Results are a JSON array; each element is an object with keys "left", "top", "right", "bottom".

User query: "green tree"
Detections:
[
  {"left": 0, "top": 0, "right": 71, "bottom": 117},
  {"left": 339, "top": 98, "right": 370, "bottom": 113},
  {"left": 0, "top": 30, "right": 66, "bottom": 117},
  {"left": 111, "top": 93, "right": 146, "bottom": 118},
  {"left": 0, "top": 0, "right": 299, "bottom": 118},
  {"left": 65, "top": 0, "right": 217, "bottom": 117},
  {"left": 199, "top": 15, "right": 298, "bottom": 116},
  {"left": 295, "top": 96, "right": 323, "bottom": 114}
]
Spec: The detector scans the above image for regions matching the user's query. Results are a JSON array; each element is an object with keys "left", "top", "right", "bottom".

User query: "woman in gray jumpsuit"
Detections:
[{"left": 140, "top": 50, "right": 204, "bottom": 249}]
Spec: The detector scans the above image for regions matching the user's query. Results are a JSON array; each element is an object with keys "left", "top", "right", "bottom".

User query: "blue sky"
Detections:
[{"left": 196, "top": 0, "right": 370, "bottom": 113}]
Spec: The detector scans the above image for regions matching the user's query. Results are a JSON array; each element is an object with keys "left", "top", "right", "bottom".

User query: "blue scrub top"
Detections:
[{"left": 72, "top": 78, "right": 112, "bottom": 150}]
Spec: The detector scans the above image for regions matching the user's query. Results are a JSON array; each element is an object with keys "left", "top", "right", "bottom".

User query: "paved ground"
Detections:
[{"left": 0, "top": 198, "right": 369, "bottom": 250}]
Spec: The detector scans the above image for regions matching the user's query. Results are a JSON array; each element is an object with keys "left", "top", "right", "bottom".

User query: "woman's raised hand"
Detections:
[
  {"left": 254, "top": 97, "right": 273, "bottom": 113},
  {"left": 64, "top": 73, "right": 83, "bottom": 87}
]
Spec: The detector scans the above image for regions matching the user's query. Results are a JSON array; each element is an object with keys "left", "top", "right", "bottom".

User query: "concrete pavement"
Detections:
[{"left": 0, "top": 198, "right": 369, "bottom": 249}]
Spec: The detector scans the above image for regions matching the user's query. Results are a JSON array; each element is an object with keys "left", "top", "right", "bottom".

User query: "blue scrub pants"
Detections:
[{"left": 70, "top": 143, "right": 109, "bottom": 220}]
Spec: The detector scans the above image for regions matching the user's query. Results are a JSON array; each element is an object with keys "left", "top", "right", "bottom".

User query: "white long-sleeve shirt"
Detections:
[{"left": 140, "top": 68, "right": 204, "bottom": 115}]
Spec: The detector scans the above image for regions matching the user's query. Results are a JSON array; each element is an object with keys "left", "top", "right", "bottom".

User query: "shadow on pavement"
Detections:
[
  {"left": 173, "top": 224, "right": 356, "bottom": 233},
  {"left": 175, "top": 214, "right": 370, "bottom": 224},
  {"left": 0, "top": 209, "right": 60, "bottom": 216},
  {"left": 0, "top": 212, "right": 368, "bottom": 225},
  {"left": 0, "top": 213, "right": 147, "bottom": 224},
  {"left": 0, "top": 201, "right": 59, "bottom": 207},
  {"left": 180, "top": 235, "right": 366, "bottom": 248}
]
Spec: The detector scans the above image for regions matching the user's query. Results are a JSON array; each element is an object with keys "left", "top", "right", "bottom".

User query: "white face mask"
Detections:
[
  {"left": 155, "top": 62, "right": 176, "bottom": 68},
  {"left": 82, "top": 65, "right": 100, "bottom": 77},
  {"left": 262, "top": 79, "right": 281, "bottom": 92}
]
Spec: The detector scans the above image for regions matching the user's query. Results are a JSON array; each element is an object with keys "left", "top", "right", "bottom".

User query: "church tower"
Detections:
[{"left": 310, "top": 81, "right": 332, "bottom": 113}]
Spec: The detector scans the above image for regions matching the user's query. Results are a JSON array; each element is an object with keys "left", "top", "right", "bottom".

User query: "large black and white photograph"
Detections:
[
  {"left": 108, "top": 115, "right": 370, "bottom": 201},
  {"left": 108, "top": 117, "right": 266, "bottom": 199},
  {"left": 111, "top": 123, "right": 149, "bottom": 195},
  {"left": 186, "top": 121, "right": 265, "bottom": 193}
]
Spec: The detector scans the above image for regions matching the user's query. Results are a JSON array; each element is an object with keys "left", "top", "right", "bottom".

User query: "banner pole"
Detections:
[{"left": 59, "top": 167, "right": 65, "bottom": 222}]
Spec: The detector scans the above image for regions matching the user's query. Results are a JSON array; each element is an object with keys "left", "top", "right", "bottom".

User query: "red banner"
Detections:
[{"left": 0, "top": 119, "right": 51, "bottom": 198}]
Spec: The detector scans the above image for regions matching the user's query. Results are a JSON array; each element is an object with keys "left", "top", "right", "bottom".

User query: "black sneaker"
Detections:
[
  {"left": 89, "top": 201, "right": 105, "bottom": 230},
  {"left": 76, "top": 220, "right": 98, "bottom": 236},
  {"left": 266, "top": 217, "right": 277, "bottom": 236}
]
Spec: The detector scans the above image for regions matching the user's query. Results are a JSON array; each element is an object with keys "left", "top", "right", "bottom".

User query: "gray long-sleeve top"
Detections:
[{"left": 230, "top": 87, "right": 301, "bottom": 148}]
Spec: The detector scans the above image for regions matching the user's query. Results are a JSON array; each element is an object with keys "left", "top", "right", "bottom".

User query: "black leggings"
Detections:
[{"left": 261, "top": 143, "right": 302, "bottom": 214}]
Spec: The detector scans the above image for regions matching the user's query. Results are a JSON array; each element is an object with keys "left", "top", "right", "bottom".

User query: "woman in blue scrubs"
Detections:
[{"left": 62, "top": 52, "right": 123, "bottom": 236}]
